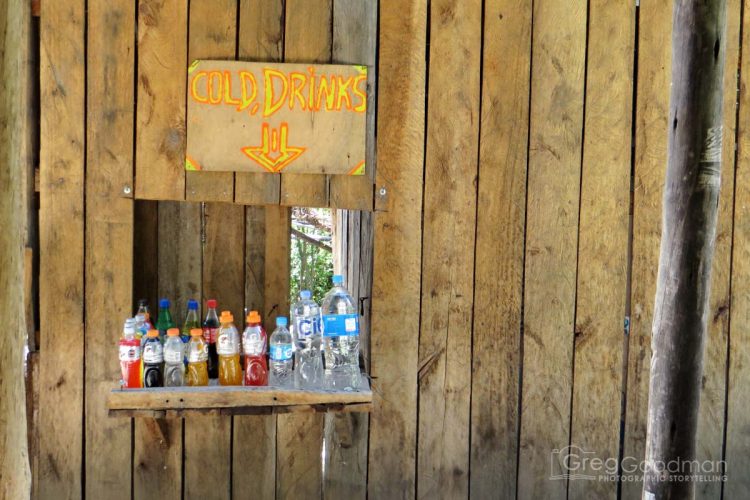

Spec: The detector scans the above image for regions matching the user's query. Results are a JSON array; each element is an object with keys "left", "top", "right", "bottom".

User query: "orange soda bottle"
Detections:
[
  {"left": 217, "top": 311, "right": 242, "bottom": 385},
  {"left": 186, "top": 328, "right": 209, "bottom": 386}
]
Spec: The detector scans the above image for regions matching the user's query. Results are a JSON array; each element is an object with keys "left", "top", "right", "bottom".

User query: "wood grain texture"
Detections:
[
  {"left": 0, "top": 0, "right": 33, "bottom": 496},
  {"left": 84, "top": 1, "right": 135, "bottom": 498},
  {"left": 567, "top": 2, "right": 634, "bottom": 499},
  {"left": 725, "top": 1, "right": 750, "bottom": 496},
  {"left": 135, "top": 0, "right": 188, "bottom": 200},
  {"left": 185, "top": 0, "right": 237, "bottom": 203},
  {"left": 38, "top": 0, "right": 85, "bottom": 497},
  {"left": 417, "top": 0, "right": 481, "bottom": 498},
  {"left": 469, "top": 0, "right": 531, "bottom": 497},
  {"left": 279, "top": 0, "right": 332, "bottom": 208},
  {"left": 234, "top": 0, "right": 284, "bottom": 205},
  {"left": 133, "top": 200, "right": 159, "bottom": 307},
  {"left": 623, "top": 3, "right": 672, "bottom": 497},
  {"left": 368, "top": 0, "right": 427, "bottom": 497},
  {"left": 517, "top": 0, "right": 586, "bottom": 497},
  {"left": 328, "top": 0, "right": 377, "bottom": 210}
]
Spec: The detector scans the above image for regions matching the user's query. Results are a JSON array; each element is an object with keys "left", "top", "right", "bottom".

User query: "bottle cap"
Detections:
[
  {"left": 247, "top": 311, "right": 261, "bottom": 324},
  {"left": 276, "top": 316, "right": 288, "bottom": 327},
  {"left": 167, "top": 328, "right": 180, "bottom": 337},
  {"left": 207, "top": 299, "right": 218, "bottom": 309},
  {"left": 187, "top": 299, "right": 198, "bottom": 310},
  {"left": 190, "top": 328, "right": 203, "bottom": 337},
  {"left": 159, "top": 298, "right": 170, "bottom": 308},
  {"left": 147, "top": 329, "right": 159, "bottom": 338},
  {"left": 332, "top": 274, "right": 344, "bottom": 285},
  {"left": 300, "top": 290, "right": 312, "bottom": 300},
  {"left": 220, "top": 311, "right": 233, "bottom": 323},
  {"left": 138, "top": 299, "right": 148, "bottom": 307}
]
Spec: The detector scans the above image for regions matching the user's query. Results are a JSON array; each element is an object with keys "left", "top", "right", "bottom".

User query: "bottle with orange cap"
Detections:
[
  {"left": 142, "top": 329, "right": 164, "bottom": 388},
  {"left": 242, "top": 311, "right": 268, "bottom": 386},
  {"left": 217, "top": 311, "right": 242, "bottom": 385},
  {"left": 164, "top": 328, "right": 185, "bottom": 387},
  {"left": 186, "top": 328, "right": 209, "bottom": 386}
]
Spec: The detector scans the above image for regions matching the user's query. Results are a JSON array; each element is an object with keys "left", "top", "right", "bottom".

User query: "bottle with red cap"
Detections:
[{"left": 203, "top": 299, "right": 220, "bottom": 378}]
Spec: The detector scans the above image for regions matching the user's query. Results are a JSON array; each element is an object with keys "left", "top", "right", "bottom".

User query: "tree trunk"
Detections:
[{"left": 644, "top": 1, "right": 727, "bottom": 498}]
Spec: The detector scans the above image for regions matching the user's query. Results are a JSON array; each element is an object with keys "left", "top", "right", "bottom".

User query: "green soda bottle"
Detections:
[{"left": 155, "top": 298, "right": 176, "bottom": 340}]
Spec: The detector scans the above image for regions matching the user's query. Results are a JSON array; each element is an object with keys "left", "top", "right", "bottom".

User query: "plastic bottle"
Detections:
[
  {"left": 134, "top": 313, "right": 149, "bottom": 340},
  {"left": 321, "top": 275, "right": 361, "bottom": 390},
  {"left": 163, "top": 328, "right": 185, "bottom": 387},
  {"left": 186, "top": 328, "right": 209, "bottom": 386},
  {"left": 291, "top": 290, "right": 323, "bottom": 389},
  {"left": 155, "top": 298, "right": 176, "bottom": 340},
  {"left": 118, "top": 318, "right": 142, "bottom": 388},
  {"left": 136, "top": 299, "right": 150, "bottom": 318},
  {"left": 242, "top": 311, "right": 268, "bottom": 386},
  {"left": 142, "top": 329, "right": 164, "bottom": 388},
  {"left": 202, "top": 299, "right": 220, "bottom": 379},
  {"left": 182, "top": 299, "right": 200, "bottom": 339},
  {"left": 217, "top": 311, "right": 242, "bottom": 386},
  {"left": 269, "top": 317, "right": 293, "bottom": 388}
]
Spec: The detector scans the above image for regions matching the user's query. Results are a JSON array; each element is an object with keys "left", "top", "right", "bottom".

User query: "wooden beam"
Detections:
[{"left": 291, "top": 228, "right": 332, "bottom": 252}]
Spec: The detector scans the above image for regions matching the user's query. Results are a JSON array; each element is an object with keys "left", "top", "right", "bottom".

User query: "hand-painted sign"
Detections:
[{"left": 186, "top": 60, "right": 367, "bottom": 175}]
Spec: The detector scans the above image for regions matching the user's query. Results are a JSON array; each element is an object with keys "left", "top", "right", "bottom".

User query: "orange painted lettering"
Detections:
[
  {"left": 289, "top": 72, "right": 307, "bottom": 110},
  {"left": 208, "top": 71, "right": 222, "bottom": 104},
  {"left": 191, "top": 71, "right": 209, "bottom": 103},
  {"left": 353, "top": 74, "right": 367, "bottom": 113},
  {"left": 263, "top": 68, "right": 288, "bottom": 117},
  {"left": 239, "top": 71, "right": 257, "bottom": 113},
  {"left": 223, "top": 71, "right": 241, "bottom": 106},
  {"left": 315, "top": 75, "right": 336, "bottom": 111},
  {"left": 336, "top": 76, "right": 353, "bottom": 111}
]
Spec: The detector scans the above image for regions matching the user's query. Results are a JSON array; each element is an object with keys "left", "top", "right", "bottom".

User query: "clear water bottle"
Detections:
[
  {"left": 291, "top": 290, "right": 323, "bottom": 389},
  {"left": 321, "top": 275, "right": 361, "bottom": 391},
  {"left": 269, "top": 317, "right": 293, "bottom": 388},
  {"left": 163, "top": 328, "right": 185, "bottom": 387}
]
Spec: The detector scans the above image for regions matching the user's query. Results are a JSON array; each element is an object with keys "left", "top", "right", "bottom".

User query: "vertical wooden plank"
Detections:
[
  {"left": 328, "top": 0, "right": 376, "bottom": 210},
  {"left": 567, "top": 1, "right": 634, "bottom": 499},
  {"left": 695, "top": 0, "right": 739, "bottom": 498},
  {"left": 0, "top": 0, "right": 33, "bottom": 496},
  {"left": 264, "top": 206, "right": 291, "bottom": 331},
  {"left": 234, "top": 0, "right": 284, "bottom": 206},
  {"left": 725, "top": 1, "right": 750, "bottom": 496},
  {"left": 135, "top": 0, "right": 188, "bottom": 201},
  {"left": 279, "top": 0, "right": 332, "bottom": 208},
  {"left": 185, "top": 0, "right": 237, "bottom": 203},
  {"left": 416, "top": 0, "right": 481, "bottom": 498},
  {"left": 469, "top": 0, "right": 531, "bottom": 497},
  {"left": 84, "top": 1, "right": 135, "bottom": 498},
  {"left": 517, "top": 0, "right": 587, "bottom": 497},
  {"left": 134, "top": 201, "right": 199, "bottom": 500},
  {"left": 38, "top": 0, "right": 85, "bottom": 496},
  {"left": 368, "top": 0, "right": 427, "bottom": 497},
  {"left": 623, "top": 3, "right": 672, "bottom": 498}
]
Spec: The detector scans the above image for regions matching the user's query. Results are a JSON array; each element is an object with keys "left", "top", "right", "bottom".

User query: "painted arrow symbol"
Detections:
[{"left": 241, "top": 122, "right": 306, "bottom": 173}]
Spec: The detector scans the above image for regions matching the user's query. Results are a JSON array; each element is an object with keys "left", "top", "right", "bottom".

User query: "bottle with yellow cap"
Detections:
[
  {"left": 164, "top": 328, "right": 185, "bottom": 387},
  {"left": 186, "top": 328, "right": 209, "bottom": 386},
  {"left": 142, "top": 329, "right": 164, "bottom": 388},
  {"left": 217, "top": 311, "right": 242, "bottom": 385}
]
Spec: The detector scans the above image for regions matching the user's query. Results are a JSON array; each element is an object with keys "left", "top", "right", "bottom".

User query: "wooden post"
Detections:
[{"left": 644, "top": 1, "right": 727, "bottom": 497}]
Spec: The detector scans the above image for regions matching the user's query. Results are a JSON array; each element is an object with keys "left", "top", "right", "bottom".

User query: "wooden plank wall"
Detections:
[{"left": 35, "top": 0, "right": 750, "bottom": 499}]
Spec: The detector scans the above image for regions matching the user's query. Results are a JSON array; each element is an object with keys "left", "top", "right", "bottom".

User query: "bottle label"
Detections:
[
  {"left": 243, "top": 330, "right": 266, "bottom": 356},
  {"left": 143, "top": 343, "right": 164, "bottom": 363},
  {"left": 119, "top": 344, "right": 141, "bottom": 362},
  {"left": 188, "top": 343, "right": 209, "bottom": 362},
  {"left": 203, "top": 327, "right": 218, "bottom": 344},
  {"left": 217, "top": 331, "right": 238, "bottom": 355},
  {"left": 295, "top": 317, "right": 318, "bottom": 338},
  {"left": 164, "top": 349, "right": 183, "bottom": 364},
  {"left": 322, "top": 314, "right": 359, "bottom": 337},
  {"left": 270, "top": 344, "right": 293, "bottom": 361}
]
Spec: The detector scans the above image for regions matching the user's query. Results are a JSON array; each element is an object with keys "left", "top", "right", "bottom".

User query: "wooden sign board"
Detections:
[{"left": 186, "top": 60, "right": 367, "bottom": 175}]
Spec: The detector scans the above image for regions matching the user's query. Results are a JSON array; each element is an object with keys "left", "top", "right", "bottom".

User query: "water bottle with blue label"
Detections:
[
  {"left": 291, "top": 290, "right": 323, "bottom": 389},
  {"left": 321, "top": 274, "right": 361, "bottom": 391},
  {"left": 269, "top": 316, "right": 293, "bottom": 388}
]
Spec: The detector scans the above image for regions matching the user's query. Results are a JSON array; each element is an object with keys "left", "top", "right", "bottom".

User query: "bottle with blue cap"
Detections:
[
  {"left": 269, "top": 316, "right": 293, "bottom": 388},
  {"left": 321, "top": 274, "right": 361, "bottom": 390},
  {"left": 291, "top": 290, "right": 323, "bottom": 389},
  {"left": 155, "top": 298, "right": 176, "bottom": 340}
]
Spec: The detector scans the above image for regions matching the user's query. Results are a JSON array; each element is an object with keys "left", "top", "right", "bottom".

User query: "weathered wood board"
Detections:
[{"left": 186, "top": 60, "right": 367, "bottom": 175}]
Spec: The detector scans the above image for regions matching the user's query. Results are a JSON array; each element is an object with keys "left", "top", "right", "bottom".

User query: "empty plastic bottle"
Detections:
[
  {"left": 321, "top": 275, "right": 361, "bottom": 391},
  {"left": 136, "top": 299, "right": 150, "bottom": 318},
  {"left": 269, "top": 317, "right": 293, "bottom": 388},
  {"left": 203, "top": 299, "right": 220, "bottom": 379},
  {"left": 186, "top": 328, "right": 209, "bottom": 386},
  {"left": 164, "top": 328, "right": 185, "bottom": 387},
  {"left": 142, "top": 329, "right": 164, "bottom": 388},
  {"left": 291, "top": 290, "right": 323, "bottom": 389},
  {"left": 242, "top": 311, "right": 268, "bottom": 386},
  {"left": 119, "top": 318, "right": 142, "bottom": 388},
  {"left": 155, "top": 298, "right": 176, "bottom": 340},
  {"left": 217, "top": 311, "right": 242, "bottom": 386}
]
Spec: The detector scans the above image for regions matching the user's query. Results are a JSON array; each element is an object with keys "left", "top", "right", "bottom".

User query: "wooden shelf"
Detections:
[{"left": 107, "top": 374, "right": 372, "bottom": 417}]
